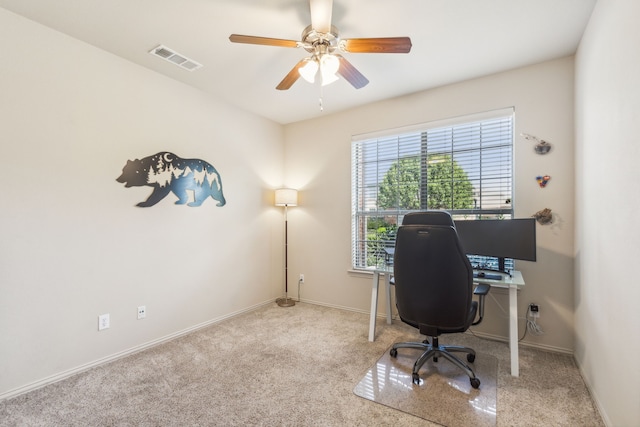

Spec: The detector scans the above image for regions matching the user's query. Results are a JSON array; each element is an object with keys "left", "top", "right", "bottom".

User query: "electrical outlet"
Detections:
[
  {"left": 299, "top": 274, "right": 304, "bottom": 283},
  {"left": 529, "top": 303, "right": 540, "bottom": 319},
  {"left": 98, "top": 313, "right": 110, "bottom": 331},
  {"left": 137, "top": 305, "right": 146, "bottom": 320}
]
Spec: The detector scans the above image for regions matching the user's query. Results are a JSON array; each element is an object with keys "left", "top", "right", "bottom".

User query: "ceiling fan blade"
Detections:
[
  {"left": 276, "top": 59, "right": 307, "bottom": 90},
  {"left": 341, "top": 37, "right": 412, "bottom": 54},
  {"left": 229, "top": 34, "right": 299, "bottom": 48},
  {"left": 336, "top": 55, "right": 369, "bottom": 89},
  {"left": 309, "top": 0, "right": 333, "bottom": 33}
]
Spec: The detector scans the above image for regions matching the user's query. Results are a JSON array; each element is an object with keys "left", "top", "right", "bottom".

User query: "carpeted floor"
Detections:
[{"left": 0, "top": 302, "right": 604, "bottom": 426}]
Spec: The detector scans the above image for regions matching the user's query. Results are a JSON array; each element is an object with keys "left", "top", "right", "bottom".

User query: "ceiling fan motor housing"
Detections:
[{"left": 301, "top": 25, "right": 339, "bottom": 55}]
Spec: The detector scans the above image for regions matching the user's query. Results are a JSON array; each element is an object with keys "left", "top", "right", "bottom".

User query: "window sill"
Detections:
[{"left": 348, "top": 269, "right": 375, "bottom": 276}]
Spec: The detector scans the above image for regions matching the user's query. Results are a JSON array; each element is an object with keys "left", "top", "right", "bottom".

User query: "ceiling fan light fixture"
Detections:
[
  {"left": 299, "top": 58, "right": 319, "bottom": 83},
  {"left": 321, "top": 72, "right": 339, "bottom": 86},
  {"left": 230, "top": 0, "right": 411, "bottom": 92},
  {"left": 320, "top": 54, "right": 339, "bottom": 86}
]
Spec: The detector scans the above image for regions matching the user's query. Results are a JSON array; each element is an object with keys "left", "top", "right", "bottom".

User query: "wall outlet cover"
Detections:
[{"left": 98, "top": 314, "right": 110, "bottom": 330}]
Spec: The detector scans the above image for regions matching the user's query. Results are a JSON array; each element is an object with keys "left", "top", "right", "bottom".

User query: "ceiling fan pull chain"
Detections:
[{"left": 319, "top": 85, "right": 324, "bottom": 112}]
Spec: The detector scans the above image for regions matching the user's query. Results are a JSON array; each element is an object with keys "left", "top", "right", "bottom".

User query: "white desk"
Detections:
[
  {"left": 473, "top": 271, "right": 525, "bottom": 377},
  {"left": 367, "top": 267, "right": 525, "bottom": 377},
  {"left": 367, "top": 266, "right": 394, "bottom": 342}
]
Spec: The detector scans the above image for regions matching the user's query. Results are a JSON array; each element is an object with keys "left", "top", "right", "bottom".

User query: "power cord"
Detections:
[
  {"left": 465, "top": 293, "right": 545, "bottom": 342},
  {"left": 482, "top": 292, "right": 546, "bottom": 341},
  {"left": 522, "top": 304, "right": 544, "bottom": 338},
  {"left": 297, "top": 277, "right": 303, "bottom": 302}
]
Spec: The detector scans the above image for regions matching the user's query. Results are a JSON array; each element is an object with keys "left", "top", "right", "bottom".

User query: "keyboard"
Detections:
[{"left": 473, "top": 271, "right": 503, "bottom": 280}]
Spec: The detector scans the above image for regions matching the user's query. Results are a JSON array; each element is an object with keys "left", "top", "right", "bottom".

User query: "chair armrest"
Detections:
[
  {"left": 474, "top": 283, "right": 490, "bottom": 296},
  {"left": 472, "top": 282, "right": 491, "bottom": 326}
]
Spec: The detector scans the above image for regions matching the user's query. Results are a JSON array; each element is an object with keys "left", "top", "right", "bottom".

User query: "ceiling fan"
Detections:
[{"left": 229, "top": 0, "right": 412, "bottom": 90}]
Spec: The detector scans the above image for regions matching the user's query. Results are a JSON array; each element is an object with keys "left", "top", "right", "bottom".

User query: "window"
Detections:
[{"left": 351, "top": 110, "right": 514, "bottom": 270}]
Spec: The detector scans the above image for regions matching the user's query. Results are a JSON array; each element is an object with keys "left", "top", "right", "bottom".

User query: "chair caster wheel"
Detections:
[
  {"left": 470, "top": 378, "right": 480, "bottom": 389},
  {"left": 390, "top": 348, "right": 398, "bottom": 357},
  {"left": 467, "top": 353, "right": 476, "bottom": 363},
  {"left": 412, "top": 373, "right": 420, "bottom": 385}
]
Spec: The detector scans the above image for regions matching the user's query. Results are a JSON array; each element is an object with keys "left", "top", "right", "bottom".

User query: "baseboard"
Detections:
[
  {"left": 468, "top": 330, "right": 573, "bottom": 355},
  {"left": 0, "top": 299, "right": 274, "bottom": 402},
  {"left": 297, "top": 297, "right": 373, "bottom": 317},
  {"left": 575, "top": 361, "right": 612, "bottom": 427}
]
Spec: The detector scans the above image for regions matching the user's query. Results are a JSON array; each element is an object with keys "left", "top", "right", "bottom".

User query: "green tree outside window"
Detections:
[{"left": 378, "top": 154, "right": 474, "bottom": 210}]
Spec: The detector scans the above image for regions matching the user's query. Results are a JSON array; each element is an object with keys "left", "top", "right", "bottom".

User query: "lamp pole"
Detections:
[{"left": 275, "top": 188, "right": 297, "bottom": 307}]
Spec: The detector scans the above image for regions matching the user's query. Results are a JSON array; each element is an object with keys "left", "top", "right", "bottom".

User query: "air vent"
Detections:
[{"left": 149, "top": 45, "right": 203, "bottom": 71}]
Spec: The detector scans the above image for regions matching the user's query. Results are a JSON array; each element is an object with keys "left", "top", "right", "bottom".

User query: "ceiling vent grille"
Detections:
[{"left": 149, "top": 45, "right": 203, "bottom": 71}]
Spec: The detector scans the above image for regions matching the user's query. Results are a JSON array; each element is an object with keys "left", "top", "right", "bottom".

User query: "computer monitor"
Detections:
[{"left": 453, "top": 218, "right": 537, "bottom": 271}]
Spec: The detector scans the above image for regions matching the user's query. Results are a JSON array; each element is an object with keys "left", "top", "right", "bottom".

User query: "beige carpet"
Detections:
[
  {"left": 0, "top": 302, "right": 605, "bottom": 426},
  {"left": 355, "top": 345, "right": 497, "bottom": 426}
]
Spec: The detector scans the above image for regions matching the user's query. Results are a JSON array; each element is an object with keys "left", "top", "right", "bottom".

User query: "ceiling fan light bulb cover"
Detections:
[
  {"left": 321, "top": 54, "right": 339, "bottom": 74},
  {"left": 320, "top": 54, "right": 339, "bottom": 86},
  {"left": 299, "top": 59, "right": 318, "bottom": 83},
  {"left": 321, "top": 70, "right": 339, "bottom": 86}
]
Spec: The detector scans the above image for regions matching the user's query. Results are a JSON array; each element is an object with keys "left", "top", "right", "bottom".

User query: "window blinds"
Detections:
[{"left": 351, "top": 111, "right": 514, "bottom": 269}]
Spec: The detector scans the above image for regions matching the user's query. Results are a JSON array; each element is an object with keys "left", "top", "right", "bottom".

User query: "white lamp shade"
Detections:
[
  {"left": 275, "top": 188, "right": 298, "bottom": 206},
  {"left": 299, "top": 58, "right": 318, "bottom": 83},
  {"left": 321, "top": 54, "right": 339, "bottom": 74},
  {"left": 321, "top": 69, "right": 339, "bottom": 86},
  {"left": 320, "top": 54, "right": 340, "bottom": 86}
]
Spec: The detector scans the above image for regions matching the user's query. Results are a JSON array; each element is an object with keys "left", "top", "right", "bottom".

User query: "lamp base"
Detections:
[{"left": 276, "top": 297, "right": 296, "bottom": 307}]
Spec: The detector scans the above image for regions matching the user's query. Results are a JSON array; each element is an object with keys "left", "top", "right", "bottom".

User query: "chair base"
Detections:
[{"left": 390, "top": 336, "right": 480, "bottom": 388}]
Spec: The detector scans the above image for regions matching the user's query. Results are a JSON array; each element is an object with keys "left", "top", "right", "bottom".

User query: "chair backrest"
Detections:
[
  {"left": 393, "top": 223, "right": 474, "bottom": 337},
  {"left": 402, "top": 211, "right": 455, "bottom": 227}
]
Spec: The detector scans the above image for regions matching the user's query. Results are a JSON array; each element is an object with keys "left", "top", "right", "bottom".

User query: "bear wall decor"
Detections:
[{"left": 116, "top": 152, "right": 226, "bottom": 207}]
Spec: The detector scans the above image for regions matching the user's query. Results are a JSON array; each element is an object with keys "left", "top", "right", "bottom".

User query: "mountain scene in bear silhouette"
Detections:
[{"left": 116, "top": 152, "right": 226, "bottom": 207}]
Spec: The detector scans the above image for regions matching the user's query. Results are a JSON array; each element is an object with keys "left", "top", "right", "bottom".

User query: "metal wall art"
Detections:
[
  {"left": 116, "top": 152, "right": 226, "bottom": 207},
  {"left": 536, "top": 175, "right": 551, "bottom": 188},
  {"left": 532, "top": 208, "right": 553, "bottom": 225},
  {"left": 521, "top": 133, "right": 552, "bottom": 154}
]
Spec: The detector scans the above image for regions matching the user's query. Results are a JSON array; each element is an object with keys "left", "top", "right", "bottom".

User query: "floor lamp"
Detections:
[{"left": 275, "top": 188, "right": 298, "bottom": 307}]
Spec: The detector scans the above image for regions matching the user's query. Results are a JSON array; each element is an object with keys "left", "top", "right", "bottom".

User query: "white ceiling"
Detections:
[{"left": 0, "top": 0, "right": 596, "bottom": 124}]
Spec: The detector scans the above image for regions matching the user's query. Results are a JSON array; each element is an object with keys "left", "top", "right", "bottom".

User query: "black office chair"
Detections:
[
  {"left": 390, "top": 211, "right": 489, "bottom": 388},
  {"left": 401, "top": 211, "right": 458, "bottom": 226}
]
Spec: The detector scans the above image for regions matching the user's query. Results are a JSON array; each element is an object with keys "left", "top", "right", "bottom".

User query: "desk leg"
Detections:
[
  {"left": 368, "top": 273, "right": 380, "bottom": 342},
  {"left": 509, "top": 285, "right": 519, "bottom": 377},
  {"left": 384, "top": 273, "right": 392, "bottom": 325}
]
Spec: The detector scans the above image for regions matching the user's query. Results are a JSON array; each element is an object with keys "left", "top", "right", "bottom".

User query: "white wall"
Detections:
[
  {"left": 575, "top": 0, "right": 640, "bottom": 425},
  {"left": 0, "top": 9, "right": 285, "bottom": 398},
  {"left": 284, "top": 57, "right": 576, "bottom": 353}
]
